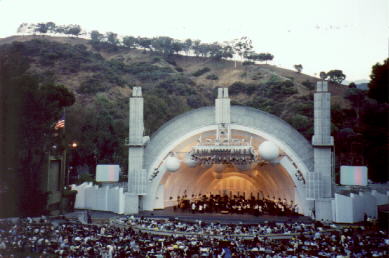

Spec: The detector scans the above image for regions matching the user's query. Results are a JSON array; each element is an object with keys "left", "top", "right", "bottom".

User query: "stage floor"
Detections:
[
  {"left": 65, "top": 207, "right": 313, "bottom": 225},
  {"left": 138, "top": 207, "right": 312, "bottom": 224}
]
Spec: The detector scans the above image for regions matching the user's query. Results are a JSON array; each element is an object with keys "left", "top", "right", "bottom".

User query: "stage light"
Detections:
[
  {"left": 258, "top": 141, "right": 279, "bottom": 161},
  {"left": 165, "top": 155, "right": 181, "bottom": 172}
]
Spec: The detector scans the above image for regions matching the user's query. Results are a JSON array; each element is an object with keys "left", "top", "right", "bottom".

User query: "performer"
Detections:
[{"left": 191, "top": 202, "right": 196, "bottom": 214}]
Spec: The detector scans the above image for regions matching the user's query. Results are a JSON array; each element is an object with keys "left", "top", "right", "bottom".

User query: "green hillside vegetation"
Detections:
[{"left": 0, "top": 33, "right": 387, "bottom": 206}]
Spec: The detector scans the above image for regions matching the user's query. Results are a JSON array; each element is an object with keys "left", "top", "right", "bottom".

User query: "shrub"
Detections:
[
  {"left": 127, "top": 62, "right": 174, "bottom": 81},
  {"left": 229, "top": 81, "right": 260, "bottom": 95},
  {"left": 286, "top": 114, "right": 311, "bottom": 131},
  {"left": 158, "top": 75, "right": 196, "bottom": 96},
  {"left": 290, "top": 102, "right": 313, "bottom": 117},
  {"left": 165, "top": 56, "right": 177, "bottom": 66},
  {"left": 192, "top": 67, "right": 211, "bottom": 77},
  {"left": 187, "top": 94, "right": 205, "bottom": 108},
  {"left": 246, "top": 97, "right": 283, "bottom": 116},
  {"left": 77, "top": 78, "right": 106, "bottom": 94},
  {"left": 268, "top": 75, "right": 282, "bottom": 83},
  {"left": 263, "top": 80, "right": 297, "bottom": 98},
  {"left": 243, "top": 61, "right": 255, "bottom": 66},
  {"left": 114, "top": 56, "right": 125, "bottom": 62},
  {"left": 252, "top": 72, "right": 263, "bottom": 80},
  {"left": 302, "top": 80, "right": 315, "bottom": 90},
  {"left": 152, "top": 56, "right": 163, "bottom": 63},
  {"left": 206, "top": 74, "right": 218, "bottom": 80},
  {"left": 90, "top": 41, "right": 119, "bottom": 52},
  {"left": 229, "top": 82, "right": 246, "bottom": 95}
]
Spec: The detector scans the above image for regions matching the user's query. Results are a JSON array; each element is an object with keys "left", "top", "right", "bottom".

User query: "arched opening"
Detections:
[
  {"left": 161, "top": 165, "right": 297, "bottom": 208},
  {"left": 142, "top": 106, "right": 313, "bottom": 215},
  {"left": 149, "top": 129, "right": 304, "bottom": 213}
]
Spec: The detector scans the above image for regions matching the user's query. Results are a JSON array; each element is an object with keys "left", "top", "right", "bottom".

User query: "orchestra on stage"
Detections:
[{"left": 172, "top": 193, "right": 300, "bottom": 216}]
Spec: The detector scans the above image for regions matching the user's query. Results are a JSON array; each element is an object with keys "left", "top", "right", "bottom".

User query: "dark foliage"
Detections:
[
  {"left": 192, "top": 67, "right": 211, "bottom": 77},
  {"left": 158, "top": 75, "right": 196, "bottom": 96},
  {"left": 229, "top": 82, "right": 259, "bottom": 95},
  {"left": 206, "top": 74, "right": 218, "bottom": 80},
  {"left": 127, "top": 62, "right": 174, "bottom": 81},
  {"left": 263, "top": 80, "right": 298, "bottom": 98},
  {"left": 1, "top": 36, "right": 387, "bottom": 188},
  {"left": 0, "top": 43, "right": 75, "bottom": 217},
  {"left": 368, "top": 58, "right": 389, "bottom": 103},
  {"left": 77, "top": 76, "right": 107, "bottom": 94},
  {"left": 175, "top": 67, "right": 184, "bottom": 72},
  {"left": 301, "top": 80, "right": 315, "bottom": 90},
  {"left": 243, "top": 61, "right": 255, "bottom": 66}
]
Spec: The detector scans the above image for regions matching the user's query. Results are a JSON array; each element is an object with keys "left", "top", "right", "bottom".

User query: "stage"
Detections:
[
  {"left": 138, "top": 207, "right": 313, "bottom": 224},
  {"left": 65, "top": 207, "right": 312, "bottom": 225}
]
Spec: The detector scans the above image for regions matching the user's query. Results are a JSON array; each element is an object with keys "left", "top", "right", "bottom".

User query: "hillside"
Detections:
[
  {"left": 0, "top": 35, "right": 360, "bottom": 177},
  {"left": 0, "top": 35, "right": 349, "bottom": 121}
]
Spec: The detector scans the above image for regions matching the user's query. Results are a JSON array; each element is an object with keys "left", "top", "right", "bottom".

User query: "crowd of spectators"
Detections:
[
  {"left": 175, "top": 194, "right": 299, "bottom": 216},
  {"left": 0, "top": 215, "right": 388, "bottom": 257},
  {"left": 119, "top": 217, "right": 317, "bottom": 236}
]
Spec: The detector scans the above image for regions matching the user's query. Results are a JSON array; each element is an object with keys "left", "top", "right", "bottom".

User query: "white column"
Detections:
[
  {"left": 215, "top": 88, "right": 231, "bottom": 142},
  {"left": 215, "top": 88, "right": 231, "bottom": 124},
  {"left": 128, "top": 87, "right": 147, "bottom": 197},
  {"left": 308, "top": 81, "right": 335, "bottom": 221}
]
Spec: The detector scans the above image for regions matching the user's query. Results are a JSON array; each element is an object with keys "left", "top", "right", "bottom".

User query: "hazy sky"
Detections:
[{"left": 0, "top": 0, "right": 388, "bottom": 81}]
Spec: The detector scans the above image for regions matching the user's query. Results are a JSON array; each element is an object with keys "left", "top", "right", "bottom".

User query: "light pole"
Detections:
[{"left": 66, "top": 141, "right": 78, "bottom": 185}]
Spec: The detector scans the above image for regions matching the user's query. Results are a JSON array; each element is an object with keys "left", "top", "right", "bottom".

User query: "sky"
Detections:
[{"left": 0, "top": 0, "right": 388, "bottom": 82}]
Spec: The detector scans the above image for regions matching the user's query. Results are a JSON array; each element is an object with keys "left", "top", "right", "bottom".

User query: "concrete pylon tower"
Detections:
[
  {"left": 126, "top": 87, "right": 148, "bottom": 212},
  {"left": 215, "top": 88, "right": 230, "bottom": 124},
  {"left": 307, "top": 81, "right": 335, "bottom": 220},
  {"left": 215, "top": 88, "right": 231, "bottom": 142}
]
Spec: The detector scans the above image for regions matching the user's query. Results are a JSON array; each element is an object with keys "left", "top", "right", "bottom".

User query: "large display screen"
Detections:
[
  {"left": 96, "top": 164, "right": 120, "bottom": 182},
  {"left": 340, "top": 166, "right": 368, "bottom": 186}
]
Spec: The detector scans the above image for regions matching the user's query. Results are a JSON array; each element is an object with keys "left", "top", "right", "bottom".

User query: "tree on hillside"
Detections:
[
  {"left": 244, "top": 51, "right": 262, "bottom": 64},
  {"left": 152, "top": 36, "right": 173, "bottom": 55},
  {"left": 46, "top": 22, "right": 56, "bottom": 33},
  {"left": 222, "top": 45, "right": 234, "bottom": 59},
  {"left": 232, "top": 37, "right": 253, "bottom": 67},
  {"left": 256, "top": 53, "right": 274, "bottom": 64},
  {"left": 195, "top": 43, "right": 211, "bottom": 57},
  {"left": 359, "top": 99, "right": 388, "bottom": 182},
  {"left": 123, "top": 36, "right": 137, "bottom": 49},
  {"left": 106, "top": 32, "right": 119, "bottom": 45},
  {"left": 35, "top": 23, "right": 49, "bottom": 34},
  {"left": 192, "top": 40, "right": 201, "bottom": 57},
  {"left": 65, "top": 24, "right": 81, "bottom": 37},
  {"left": 201, "top": 44, "right": 212, "bottom": 57},
  {"left": 90, "top": 30, "right": 104, "bottom": 42},
  {"left": 368, "top": 58, "right": 389, "bottom": 103},
  {"left": 22, "top": 22, "right": 82, "bottom": 36},
  {"left": 326, "top": 69, "right": 346, "bottom": 84},
  {"left": 183, "top": 39, "right": 192, "bottom": 56},
  {"left": 208, "top": 43, "right": 224, "bottom": 60},
  {"left": 66, "top": 96, "right": 126, "bottom": 173},
  {"left": 171, "top": 41, "right": 183, "bottom": 55},
  {"left": 245, "top": 52, "right": 274, "bottom": 64},
  {"left": 345, "top": 88, "right": 366, "bottom": 121},
  {"left": 138, "top": 37, "right": 153, "bottom": 52},
  {"left": 294, "top": 64, "right": 303, "bottom": 73},
  {"left": 319, "top": 71, "right": 327, "bottom": 80}
]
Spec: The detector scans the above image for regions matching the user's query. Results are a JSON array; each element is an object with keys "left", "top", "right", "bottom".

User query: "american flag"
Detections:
[{"left": 54, "top": 113, "right": 65, "bottom": 130}]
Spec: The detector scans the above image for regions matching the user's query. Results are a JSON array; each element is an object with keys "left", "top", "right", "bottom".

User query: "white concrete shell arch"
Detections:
[{"left": 142, "top": 105, "right": 314, "bottom": 215}]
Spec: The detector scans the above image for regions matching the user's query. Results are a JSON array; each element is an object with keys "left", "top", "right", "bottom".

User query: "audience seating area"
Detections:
[{"left": 0, "top": 215, "right": 388, "bottom": 257}]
